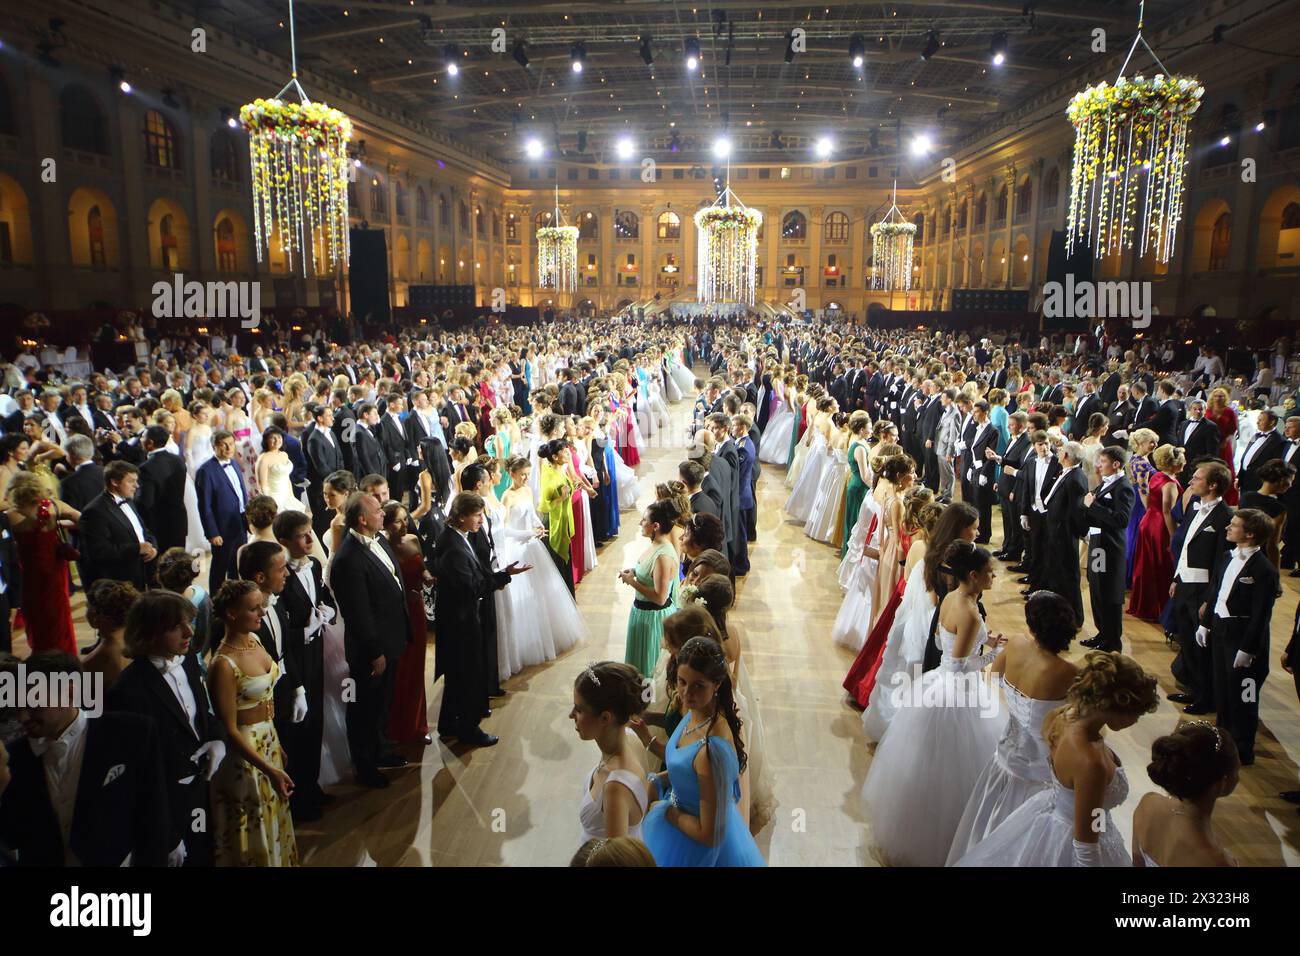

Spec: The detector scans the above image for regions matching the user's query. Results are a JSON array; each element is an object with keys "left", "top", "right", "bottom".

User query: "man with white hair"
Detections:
[{"left": 1042, "top": 441, "right": 1090, "bottom": 627}]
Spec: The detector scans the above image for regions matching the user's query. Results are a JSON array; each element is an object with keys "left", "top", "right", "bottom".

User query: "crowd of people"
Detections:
[{"left": 1, "top": 313, "right": 1298, "bottom": 868}]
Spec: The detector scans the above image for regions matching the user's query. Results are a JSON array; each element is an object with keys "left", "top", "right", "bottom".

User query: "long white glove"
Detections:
[
  {"left": 1072, "top": 839, "right": 1102, "bottom": 867},
  {"left": 317, "top": 603, "right": 336, "bottom": 625},
  {"left": 292, "top": 688, "right": 309, "bottom": 724},
  {"left": 1233, "top": 650, "right": 1255, "bottom": 668},
  {"left": 978, "top": 474, "right": 988, "bottom": 487},
  {"left": 304, "top": 607, "right": 323, "bottom": 643},
  {"left": 193, "top": 740, "right": 227, "bottom": 781},
  {"left": 167, "top": 840, "right": 187, "bottom": 868},
  {"left": 1020, "top": 515, "right": 1030, "bottom": 531},
  {"left": 1195, "top": 626, "right": 1209, "bottom": 648}
]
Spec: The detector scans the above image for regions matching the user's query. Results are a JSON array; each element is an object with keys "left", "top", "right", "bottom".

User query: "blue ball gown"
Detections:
[{"left": 642, "top": 718, "right": 766, "bottom": 867}]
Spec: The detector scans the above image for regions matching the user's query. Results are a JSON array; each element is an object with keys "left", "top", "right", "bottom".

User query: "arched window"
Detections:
[
  {"left": 957, "top": 200, "right": 968, "bottom": 230},
  {"left": 143, "top": 110, "right": 180, "bottom": 169},
  {"left": 159, "top": 213, "right": 178, "bottom": 270},
  {"left": 1209, "top": 213, "right": 1231, "bottom": 271},
  {"left": 439, "top": 193, "right": 450, "bottom": 227},
  {"left": 781, "top": 210, "right": 807, "bottom": 240},
  {"left": 912, "top": 213, "right": 924, "bottom": 243},
  {"left": 578, "top": 211, "right": 598, "bottom": 240},
  {"left": 88, "top": 206, "right": 106, "bottom": 266},
  {"left": 615, "top": 210, "right": 639, "bottom": 239},
  {"left": 216, "top": 217, "right": 237, "bottom": 273},
  {"left": 476, "top": 204, "right": 485, "bottom": 236},
  {"left": 1282, "top": 202, "right": 1300, "bottom": 229},
  {"left": 395, "top": 182, "right": 408, "bottom": 219},
  {"left": 210, "top": 130, "right": 240, "bottom": 182},
  {"left": 1043, "top": 168, "right": 1060, "bottom": 208},
  {"left": 416, "top": 186, "right": 429, "bottom": 223},
  {"left": 60, "top": 86, "right": 108, "bottom": 154},
  {"left": 459, "top": 200, "right": 469, "bottom": 232},
  {"left": 995, "top": 185, "right": 1008, "bottom": 221},
  {"left": 370, "top": 177, "right": 386, "bottom": 217},
  {"left": 823, "top": 211, "right": 850, "bottom": 243},
  {"left": 1016, "top": 177, "right": 1033, "bottom": 217},
  {"left": 974, "top": 193, "right": 987, "bottom": 227},
  {"left": 657, "top": 210, "right": 680, "bottom": 240}
]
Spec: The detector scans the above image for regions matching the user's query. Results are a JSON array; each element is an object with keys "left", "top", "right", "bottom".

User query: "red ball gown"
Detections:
[
  {"left": 386, "top": 550, "right": 429, "bottom": 743},
  {"left": 15, "top": 501, "right": 78, "bottom": 656},
  {"left": 1127, "top": 471, "right": 1179, "bottom": 620}
]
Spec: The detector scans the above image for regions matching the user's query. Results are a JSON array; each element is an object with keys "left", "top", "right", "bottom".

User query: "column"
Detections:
[
  {"left": 765, "top": 208, "right": 781, "bottom": 304},
  {"left": 807, "top": 204, "right": 823, "bottom": 310},
  {"left": 27, "top": 65, "right": 66, "bottom": 307},
  {"left": 1025, "top": 158, "right": 1045, "bottom": 290},
  {"left": 599, "top": 203, "right": 614, "bottom": 310},
  {"left": 943, "top": 192, "right": 956, "bottom": 304},
  {"left": 1003, "top": 164, "right": 1017, "bottom": 290},
  {"left": 849, "top": 205, "right": 866, "bottom": 313},
  {"left": 640, "top": 203, "right": 655, "bottom": 303},
  {"left": 982, "top": 176, "right": 996, "bottom": 288}
]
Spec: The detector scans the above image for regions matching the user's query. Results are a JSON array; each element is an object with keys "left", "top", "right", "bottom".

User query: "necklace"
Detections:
[{"left": 683, "top": 710, "right": 716, "bottom": 738}]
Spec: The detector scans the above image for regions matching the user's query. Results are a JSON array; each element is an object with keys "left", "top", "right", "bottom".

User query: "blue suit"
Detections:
[
  {"left": 196, "top": 456, "right": 248, "bottom": 593},
  {"left": 282, "top": 433, "right": 308, "bottom": 491}
]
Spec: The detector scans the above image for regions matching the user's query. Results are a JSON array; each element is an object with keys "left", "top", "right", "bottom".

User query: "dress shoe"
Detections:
[
  {"left": 420, "top": 734, "right": 434, "bottom": 745},
  {"left": 974, "top": 537, "right": 991, "bottom": 545},
  {"left": 992, "top": 550, "right": 1007, "bottom": 559},
  {"left": 462, "top": 731, "right": 500, "bottom": 748},
  {"left": 376, "top": 754, "right": 409, "bottom": 769},
  {"left": 1291, "top": 567, "right": 1300, "bottom": 578},
  {"left": 357, "top": 770, "right": 391, "bottom": 789},
  {"left": 1016, "top": 576, "right": 1031, "bottom": 585},
  {"left": 1009, "top": 564, "right": 1028, "bottom": 574},
  {"left": 1020, "top": 587, "right": 1037, "bottom": 597},
  {"left": 482, "top": 708, "right": 492, "bottom": 718},
  {"left": 1167, "top": 692, "right": 1196, "bottom": 704},
  {"left": 1279, "top": 790, "right": 1300, "bottom": 804},
  {"left": 1182, "top": 702, "right": 1213, "bottom": 715},
  {"left": 489, "top": 688, "right": 508, "bottom": 699},
  {"left": 1002, "top": 556, "right": 1022, "bottom": 565},
  {"left": 1079, "top": 637, "right": 1105, "bottom": 649}
]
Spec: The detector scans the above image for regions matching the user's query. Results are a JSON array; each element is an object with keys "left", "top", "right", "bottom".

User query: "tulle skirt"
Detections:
[
  {"left": 785, "top": 446, "right": 828, "bottom": 523},
  {"left": 804, "top": 458, "right": 848, "bottom": 543},
  {"left": 862, "top": 667, "right": 1007, "bottom": 866},
  {"left": 735, "top": 659, "right": 774, "bottom": 833},
  {"left": 665, "top": 372, "right": 683, "bottom": 403},
  {"left": 495, "top": 536, "right": 587, "bottom": 681},
  {"left": 831, "top": 558, "right": 877, "bottom": 652},
  {"left": 786, "top": 437, "right": 813, "bottom": 488},
  {"left": 862, "top": 569, "right": 935, "bottom": 743},
  {"left": 579, "top": 487, "right": 598, "bottom": 574},
  {"left": 838, "top": 499, "right": 879, "bottom": 590},
  {"left": 953, "top": 792, "right": 1130, "bottom": 867},
  {"left": 614, "top": 450, "right": 640, "bottom": 511},
  {"left": 759, "top": 407, "right": 797, "bottom": 464},
  {"left": 946, "top": 754, "right": 1052, "bottom": 865},
  {"left": 184, "top": 472, "right": 209, "bottom": 554},
  {"left": 670, "top": 360, "right": 697, "bottom": 394},
  {"left": 317, "top": 622, "right": 353, "bottom": 787}
]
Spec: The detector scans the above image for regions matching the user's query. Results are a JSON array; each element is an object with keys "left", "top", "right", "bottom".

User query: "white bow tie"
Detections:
[
  {"left": 265, "top": 594, "right": 278, "bottom": 608},
  {"left": 289, "top": 558, "right": 311, "bottom": 572},
  {"left": 30, "top": 736, "right": 69, "bottom": 761},
  {"left": 155, "top": 656, "right": 185, "bottom": 676}
]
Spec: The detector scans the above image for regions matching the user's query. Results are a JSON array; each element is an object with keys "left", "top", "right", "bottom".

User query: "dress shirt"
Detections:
[
  {"left": 1183, "top": 419, "right": 1200, "bottom": 445},
  {"left": 1087, "top": 473, "right": 1121, "bottom": 538},
  {"left": 261, "top": 593, "right": 283, "bottom": 657},
  {"left": 1174, "top": 497, "right": 1221, "bottom": 584},
  {"left": 1213, "top": 546, "right": 1260, "bottom": 618},
  {"left": 150, "top": 655, "right": 199, "bottom": 738},
  {"left": 1044, "top": 464, "right": 1079, "bottom": 505},
  {"left": 1241, "top": 429, "right": 1277, "bottom": 470},
  {"left": 290, "top": 559, "right": 324, "bottom": 641},
  {"left": 350, "top": 529, "right": 399, "bottom": 584},
  {"left": 113, "top": 495, "right": 147, "bottom": 543},
  {"left": 1032, "top": 455, "right": 1053, "bottom": 513},
  {"left": 32, "top": 712, "right": 89, "bottom": 865},
  {"left": 75, "top": 405, "right": 96, "bottom": 429},
  {"left": 217, "top": 458, "right": 246, "bottom": 508}
]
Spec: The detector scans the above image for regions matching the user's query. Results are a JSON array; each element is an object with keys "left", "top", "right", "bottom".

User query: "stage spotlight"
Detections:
[
  {"left": 921, "top": 30, "right": 941, "bottom": 61},
  {"left": 991, "top": 33, "right": 1008, "bottom": 66},
  {"left": 525, "top": 137, "right": 544, "bottom": 159},
  {"left": 512, "top": 40, "right": 529, "bottom": 69},
  {"left": 110, "top": 66, "right": 130, "bottom": 94},
  {"left": 570, "top": 42, "right": 586, "bottom": 73},
  {"left": 220, "top": 107, "right": 239, "bottom": 129},
  {"left": 815, "top": 137, "right": 834, "bottom": 159},
  {"left": 444, "top": 45, "right": 460, "bottom": 75},
  {"left": 639, "top": 35, "right": 654, "bottom": 66},
  {"left": 784, "top": 31, "right": 796, "bottom": 64},
  {"left": 849, "top": 35, "right": 866, "bottom": 69},
  {"left": 712, "top": 136, "right": 732, "bottom": 159},
  {"left": 1219, "top": 134, "right": 1231, "bottom": 147},
  {"left": 910, "top": 133, "right": 933, "bottom": 156},
  {"left": 616, "top": 136, "right": 634, "bottom": 159},
  {"left": 1255, "top": 121, "right": 1266, "bottom": 132},
  {"left": 684, "top": 37, "right": 700, "bottom": 71}
]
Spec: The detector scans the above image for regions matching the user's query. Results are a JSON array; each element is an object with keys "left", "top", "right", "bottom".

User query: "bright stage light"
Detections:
[
  {"left": 525, "top": 137, "right": 544, "bottom": 159},
  {"left": 712, "top": 136, "right": 732, "bottom": 159},
  {"left": 616, "top": 136, "right": 634, "bottom": 159}
]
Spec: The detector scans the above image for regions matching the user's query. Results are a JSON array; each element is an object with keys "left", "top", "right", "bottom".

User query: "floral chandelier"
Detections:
[
  {"left": 536, "top": 186, "right": 578, "bottom": 294},
  {"left": 695, "top": 187, "right": 762, "bottom": 306},
  {"left": 1065, "top": 2, "right": 1203, "bottom": 264},
  {"left": 240, "top": 0, "right": 352, "bottom": 274},
  {"left": 870, "top": 183, "right": 915, "bottom": 292}
]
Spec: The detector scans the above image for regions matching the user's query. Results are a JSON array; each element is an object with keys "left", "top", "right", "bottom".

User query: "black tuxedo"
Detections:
[
  {"left": 1019, "top": 454, "right": 1062, "bottom": 591},
  {"left": 1281, "top": 439, "right": 1300, "bottom": 569},
  {"left": 1069, "top": 393, "right": 1102, "bottom": 441},
  {"left": 331, "top": 406, "right": 357, "bottom": 471},
  {"left": 1238, "top": 429, "right": 1285, "bottom": 496},
  {"left": 433, "top": 526, "right": 511, "bottom": 739},
  {"left": 964, "top": 420, "right": 1000, "bottom": 541},
  {"left": 0, "top": 713, "right": 170, "bottom": 866},
  {"left": 714, "top": 438, "right": 748, "bottom": 574},
  {"left": 1082, "top": 476, "right": 1135, "bottom": 649},
  {"left": 330, "top": 531, "right": 411, "bottom": 775},
  {"left": 58, "top": 462, "right": 104, "bottom": 513},
  {"left": 997, "top": 432, "right": 1031, "bottom": 558},
  {"left": 1175, "top": 417, "right": 1222, "bottom": 483},
  {"left": 1169, "top": 499, "right": 1233, "bottom": 705},
  {"left": 305, "top": 424, "right": 345, "bottom": 544},
  {"left": 1200, "top": 548, "right": 1278, "bottom": 759},
  {"left": 558, "top": 381, "right": 580, "bottom": 415},
  {"left": 470, "top": 514, "right": 505, "bottom": 696},
  {"left": 689, "top": 488, "right": 722, "bottom": 523},
  {"left": 352, "top": 422, "right": 388, "bottom": 480},
  {"left": 107, "top": 655, "right": 222, "bottom": 865},
  {"left": 918, "top": 395, "right": 944, "bottom": 490},
  {"left": 1044, "top": 466, "right": 1090, "bottom": 626},
  {"left": 958, "top": 415, "right": 978, "bottom": 506},
  {"left": 378, "top": 414, "right": 409, "bottom": 499},
  {"left": 80, "top": 492, "right": 155, "bottom": 590},
  {"left": 441, "top": 401, "right": 474, "bottom": 433},
  {"left": 1041, "top": 383, "right": 1064, "bottom": 406},
  {"left": 278, "top": 556, "right": 333, "bottom": 808},
  {"left": 137, "top": 450, "right": 188, "bottom": 555}
]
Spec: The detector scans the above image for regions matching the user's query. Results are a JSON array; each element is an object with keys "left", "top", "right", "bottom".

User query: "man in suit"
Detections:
[
  {"left": 351, "top": 402, "right": 389, "bottom": 480},
  {"left": 1127, "top": 380, "right": 1156, "bottom": 440},
  {"left": 918, "top": 382, "right": 943, "bottom": 492},
  {"left": 305, "top": 405, "right": 345, "bottom": 546},
  {"left": 1167, "top": 461, "right": 1234, "bottom": 715},
  {"left": 956, "top": 400, "right": 978, "bottom": 508},
  {"left": 108, "top": 591, "right": 226, "bottom": 866},
  {"left": 195, "top": 430, "right": 248, "bottom": 595},
  {"left": 80, "top": 460, "right": 157, "bottom": 591},
  {"left": 1198, "top": 508, "right": 1279, "bottom": 764},
  {"left": 707, "top": 413, "right": 748, "bottom": 575},
  {"left": 1237, "top": 408, "right": 1285, "bottom": 497},
  {"left": 965, "top": 401, "right": 1000, "bottom": 543},
  {"left": 0, "top": 651, "right": 171, "bottom": 866},
  {"left": 990, "top": 411, "right": 1030, "bottom": 561},
  {"left": 378, "top": 394, "right": 410, "bottom": 504},
  {"left": 731, "top": 413, "right": 758, "bottom": 545},
  {"left": 679, "top": 460, "right": 722, "bottom": 521},
  {"left": 273, "top": 511, "right": 336, "bottom": 817},
  {"left": 1080, "top": 447, "right": 1136, "bottom": 651},
  {"left": 441, "top": 386, "right": 475, "bottom": 435},
  {"left": 1176, "top": 399, "right": 1222, "bottom": 484},
  {"left": 433, "top": 492, "right": 527, "bottom": 748},
  {"left": 1018, "top": 431, "right": 1061, "bottom": 595},
  {"left": 462, "top": 464, "right": 509, "bottom": 698},
  {"left": 558, "top": 370, "right": 581, "bottom": 416},
  {"left": 1042, "top": 442, "right": 1091, "bottom": 626},
  {"left": 330, "top": 492, "right": 413, "bottom": 783},
  {"left": 136, "top": 425, "right": 188, "bottom": 557},
  {"left": 1068, "top": 378, "right": 1102, "bottom": 442},
  {"left": 331, "top": 389, "right": 358, "bottom": 472},
  {"left": 1040, "top": 371, "right": 1064, "bottom": 407},
  {"left": 1135, "top": 379, "right": 1178, "bottom": 446},
  {"left": 59, "top": 434, "right": 104, "bottom": 589}
]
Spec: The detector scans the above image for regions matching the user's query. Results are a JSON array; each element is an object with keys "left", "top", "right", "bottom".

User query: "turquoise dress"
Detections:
[
  {"left": 624, "top": 541, "right": 678, "bottom": 677},
  {"left": 842, "top": 439, "right": 869, "bottom": 556},
  {"left": 486, "top": 431, "right": 513, "bottom": 498},
  {"left": 642, "top": 720, "right": 766, "bottom": 867}
]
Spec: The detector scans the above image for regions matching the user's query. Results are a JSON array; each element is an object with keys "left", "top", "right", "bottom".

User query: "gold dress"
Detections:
[
  {"left": 211, "top": 642, "right": 300, "bottom": 867},
  {"left": 870, "top": 484, "right": 904, "bottom": 630}
]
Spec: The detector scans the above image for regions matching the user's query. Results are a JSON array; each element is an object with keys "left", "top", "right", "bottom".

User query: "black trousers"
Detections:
[
  {"left": 1045, "top": 534, "right": 1085, "bottom": 627},
  {"left": 1210, "top": 619, "right": 1268, "bottom": 760},
  {"left": 1026, "top": 512, "right": 1050, "bottom": 588},
  {"left": 207, "top": 530, "right": 242, "bottom": 595},
  {"left": 0, "top": 591, "right": 10, "bottom": 653},
  {"left": 1000, "top": 493, "right": 1023, "bottom": 558},
  {"left": 1281, "top": 503, "right": 1300, "bottom": 568},
  {"left": 730, "top": 524, "right": 751, "bottom": 575},
  {"left": 347, "top": 655, "right": 398, "bottom": 774},
  {"left": 287, "top": 634, "right": 326, "bottom": 806},
  {"left": 741, "top": 505, "right": 757, "bottom": 543},
  {"left": 308, "top": 483, "right": 332, "bottom": 552},
  {"left": 922, "top": 447, "right": 940, "bottom": 492},
  {"left": 1086, "top": 541, "right": 1124, "bottom": 650},
  {"left": 482, "top": 595, "right": 503, "bottom": 697},
  {"left": 974, "top": 481, "right": 995, "bottom": 541},
  {"left": 1171, "top": 582, "right": 1213, "bottom": 704}
]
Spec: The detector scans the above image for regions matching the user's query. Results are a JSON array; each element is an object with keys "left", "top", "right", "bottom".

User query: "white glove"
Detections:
[
  {"left": 393, "top": 462, "right": 402, "bottom": 471},
  {"left": 1020, "top": 516, "right": 1030, "bottom": 531},
  {"left": 1195, "top": 626, "right": 1209, "bottom": 648},
  {"left": 1233, "top": 650, "right": 1255, "bottom": 668},
  {"left": 1113, "top": 429, "right": 1128, "bottom": 440},
  {"left": 318, "top": 603, "right": 336, "bottom": 625},
  {"left": 407, "top": 458, "right": 419, "bottom": 468},
  {"left": 956, "top": 441, "right": 967, "bottom": 453},
  {"left": 978, "top": 475, "right": 988, "bottom": 487},
  {"left": 193, "top": 740, "right": 227, "bottom": 781},
  {"left": 304, "top": 607, "right": 322, "bottom": 643},
  {"left": 292, "top": 689, "right": 309, "bottom": 724},
  {"left": 167, "top": 840, "right": 187, "bottom": 868},
  {"left": 1072, "top": 839, "right": 1102, "bottom": 867}
]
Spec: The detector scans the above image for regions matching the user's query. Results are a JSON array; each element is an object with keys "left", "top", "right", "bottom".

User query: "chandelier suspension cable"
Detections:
[
  {"left": 1115, "top": 0, "right": 1171, "bottom": 81},
  {"left": 277, "top": 0, "right": 311, "bottom": 102}
]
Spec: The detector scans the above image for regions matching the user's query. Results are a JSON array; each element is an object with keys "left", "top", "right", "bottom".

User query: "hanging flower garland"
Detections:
[
  {"left": 536, "top": 225, "right": 579, "bottom": 292},
  {"left": 870, "top": 221, "right": 916, "bottom": 291},
  {"left": 695, "top": 196, "right": 762, "bottom": 306}
]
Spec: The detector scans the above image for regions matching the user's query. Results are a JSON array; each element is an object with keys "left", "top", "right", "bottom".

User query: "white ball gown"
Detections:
[
  {"left": 804, "top": 446, "right": 848, "bottom": 543},
  {"left": 178, "top": 433, "right": 211, "bottom": 555},
  {"left": 860, "top": 562, "right": 936, "bottom": 741},
  {"left": 260, "top": 455, "right": 328, "bottom": 561},
  {"left": 613, "top": 446, "right": 640, "bottom": 512},
  {"left": 490, "top": 501, "right": 587, "bottom": 681},
  {"left": 832, "top": 494, "right": 881, "bottom": 651},
  {"left": 733, "top": 656, "right": 774, "bottom": 830},
  {"left": 784, "top": 430, "right": 828, "bottom": 523},
  {"left": 861, "top": 620, "right": 1007, "bottom": 866},
  {"left": 319, "top": 548, "right": 354, "bottom": 787},
  {"left": 759, "top": 396, "right": 797, "bottom": 465},
  {"left": 669, "top": 350, "right": 697, "bottom": 394},
  {"left": 785, "top": 416, "right": 815, "bottom": 488},
  {"left": 946, "top": 677, "right": 1065, "bottom": 863},
  {"left": 954, "top": 758, "right": 1132, "bottom": 867}
]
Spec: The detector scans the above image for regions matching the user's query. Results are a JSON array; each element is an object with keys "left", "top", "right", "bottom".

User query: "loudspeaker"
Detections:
[
  {"left": 348, "top": 228, "right": 390, "bottom": 324},
  {"left": 408, "top": 285, "right": 476, "bottom": 310},
  {"left": 951, "top": 289, "right": 1030, "bottom": 312},
  {"left": 1042, "top": 229, "right": 1092, "bottom": 332}
]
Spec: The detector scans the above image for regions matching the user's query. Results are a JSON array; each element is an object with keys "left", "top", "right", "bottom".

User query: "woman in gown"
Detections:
[
  {"left": 1123, "top": 429, "right": 1158, "bottom": 588},
  {"left": 1206, "top": 387, "right": 1239, "bottom": 506},
  {"left": 785, "top": 397, "right": 835, "bottom": 522},
  {"left": 869, "top": 454, "right": 914, "bottom": 631},
  {"left": 946, "top": 591, "right": 1081, "bottom": 863},
  {"left": 844, "top": 492, "right": 940, "bottom": 707},
  {"left": 785, "top": 387, "right": 825, "bottom": 489},
  {"left": 589, "top": 405, "right": 621, "bottom": 538},
  {"left": 841, "top": 412, "right": 873, "bottom": 554},
  {"left": 832, "top": 447, "right": 904, "bottom": 651},
  {"left": 318, "top": 472, "right": 356, "bottom": 787},
  {"left": 566, "top": 421, "right": 599, "bottom": 586},
  {"left": 1127, "top": 444, "right": 1183, "bottom": 620},
  {"left": 1131, "top": 723, "right": 1240, "bottom": 867},
  {"left": 208, "top": 580, "right": 299, "bottom": 867},
  {"left": 485, "top": 406, "right": 519, "bottom": 499},
  {"left": 183, "top": 401, "right": 215, "bottom": 555},
  {"left": 539, "top": 440, "right": 578, "bottom": 585},
  {"left": 759, "top": 374, "right": 797, "bottom": 465},
  {"left": 570, "top": 662, "right": 650, "bottom": 844},
  {"left": 804, "top": 413, "right": 850, "bottom": 544},
  {"left": 5, "top": 470, "right": 80, "bottom": 655},
  {"left": 380, "top": 501, "right": 430, "bottom": 744},
  {"left": 786, "top": 376, "right": 810, "bottom": 468},
  {"left": 862, "top": 541, "right": 1008, "bottom": 866},
  {"left": 635, "top": 605, "right": 724, "bottom": 770},
  {"left": 954, "top": 651, "right": 1160, "bottom": 867},
  {"left": 609, "top": 374, "right": 640, "bottom": 468},
  {"left": 620, "top": 500, "right": 680, "bottom": 678},
  {"left": 641, "top": 637, "right": 766, "bottom": 866},
  {"left": 226, "top": 388, "right": 261, "bottom": 496}
]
